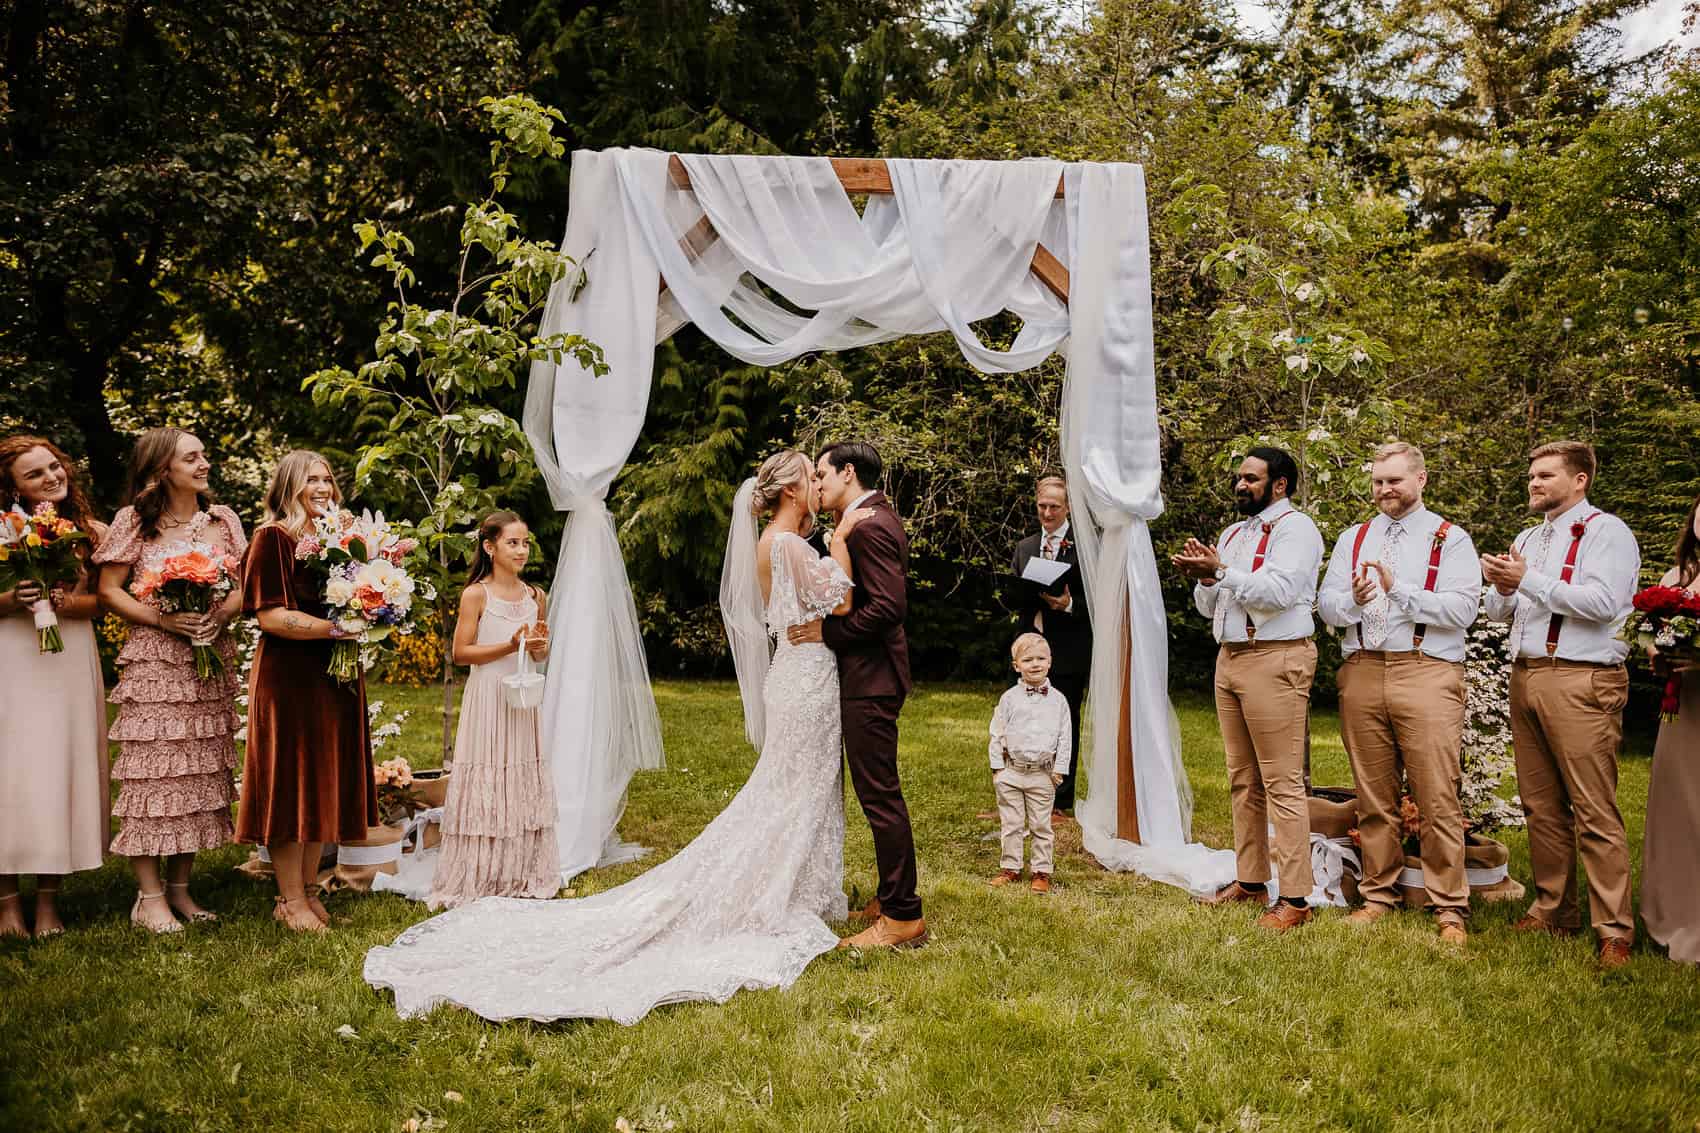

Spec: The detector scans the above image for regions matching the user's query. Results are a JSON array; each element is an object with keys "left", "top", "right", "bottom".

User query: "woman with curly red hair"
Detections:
[{"left": 0, "top": 435, "right": 109, "bottom": 938}]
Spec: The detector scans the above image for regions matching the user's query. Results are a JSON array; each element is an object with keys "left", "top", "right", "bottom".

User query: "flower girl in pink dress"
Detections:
[{"left": 426, "top": 511, "right": 559, "bottom": 910}]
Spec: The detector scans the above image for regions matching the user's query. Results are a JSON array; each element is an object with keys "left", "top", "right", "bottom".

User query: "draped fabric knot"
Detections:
[{"left": 565, "top": 495, "right": 606, "bottom": 513}]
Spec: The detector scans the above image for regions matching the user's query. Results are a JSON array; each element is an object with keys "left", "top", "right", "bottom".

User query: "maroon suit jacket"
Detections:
[{"left": 821, "top": 492, "right": 912, "bottom": 699}]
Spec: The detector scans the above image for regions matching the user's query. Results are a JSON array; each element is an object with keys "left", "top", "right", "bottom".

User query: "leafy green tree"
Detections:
[{"left": 306, "top": 95, "right": 604, "bottom": 761}]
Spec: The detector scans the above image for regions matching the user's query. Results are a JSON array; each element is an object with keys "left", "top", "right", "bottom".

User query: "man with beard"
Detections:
[
  {"left": 1172, "top": 447, "right": 1323, "bottom": 932},
  {"left": 1317, "top": 442, "right": 1481, "bottom": 945},
  {"left": 1481, "top": 440, "right": 1640, "bottom": 969}
]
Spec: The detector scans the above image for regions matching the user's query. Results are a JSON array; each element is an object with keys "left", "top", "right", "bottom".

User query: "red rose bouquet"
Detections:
[
  {"left": 1624, "top": 585, "right": 1700, "bottom": 718},
  {"left": 0, "top": 503, "right": 90, "bottom": 653},
  {"left": 132, "top": 541, "right": 242, "bottom": 681}
]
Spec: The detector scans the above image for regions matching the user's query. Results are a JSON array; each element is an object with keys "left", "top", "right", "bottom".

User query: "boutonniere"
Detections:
[
  {"left": 1433, "top": 527, "right": 1448, "bottom": 544},
  {"left": 1057, "top": 538, "right": 1073, "bottom": 555},
  {"left": 1571, "top": 521, "right": 1589, "bottom": 540}
]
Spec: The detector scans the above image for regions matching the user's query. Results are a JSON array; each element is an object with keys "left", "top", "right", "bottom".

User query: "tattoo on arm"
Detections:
[{"left": 284, "top": 613, "right": 315, "bottom": 632}]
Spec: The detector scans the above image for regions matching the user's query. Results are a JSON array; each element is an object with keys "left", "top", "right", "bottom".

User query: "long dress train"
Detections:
[{"left": 363, "top": 532, "right": 851, "bottom": 1024}]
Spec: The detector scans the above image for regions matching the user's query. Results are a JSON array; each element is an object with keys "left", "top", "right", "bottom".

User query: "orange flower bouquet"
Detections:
[
  {"left": 0, "top": 503, "right": 90, "bottom": 653},
  {"left": 132, "top": 541, "right": 242, "bottom": 680}
]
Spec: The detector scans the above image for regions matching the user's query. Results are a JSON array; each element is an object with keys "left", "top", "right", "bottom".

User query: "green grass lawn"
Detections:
[{"left": 3, "top": 680, "right": 1696, "bottom": 1132}]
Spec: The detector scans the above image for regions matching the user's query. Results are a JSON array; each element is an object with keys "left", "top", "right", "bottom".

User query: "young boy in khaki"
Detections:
[{"left": 987, "top": 633, "right": 1073, "bottom": 893}]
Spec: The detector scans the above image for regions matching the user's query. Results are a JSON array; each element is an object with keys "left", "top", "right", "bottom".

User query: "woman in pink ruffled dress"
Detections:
[{"left": 95, "top": 428, "right": 246, "bottom": 934}]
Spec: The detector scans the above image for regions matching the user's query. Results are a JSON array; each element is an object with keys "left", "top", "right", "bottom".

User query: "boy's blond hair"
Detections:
[{"left": 1011, "top": 632, "right": 1050, "bottom": 660}]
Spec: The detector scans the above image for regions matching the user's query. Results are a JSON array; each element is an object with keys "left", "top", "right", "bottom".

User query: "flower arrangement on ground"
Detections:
[
  {"left": 131, "top": 542, "right": 242, "bottom": 680},
  {"left": 374, "top": 756, "right": 425, "bottom": 826},
  {"left": 294, "top": 506, "right": 433, "bottom": 683},
  {"left": 0, "top": 502, "right": 90, "bottom": 653},
  {"left": 1624, "top": 584, "right": 1700, "bottom": 718}
]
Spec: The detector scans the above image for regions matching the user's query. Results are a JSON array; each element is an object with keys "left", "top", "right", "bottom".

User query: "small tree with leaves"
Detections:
[{"left": 306, "top": 95, "right": 605, "bottom": 762}]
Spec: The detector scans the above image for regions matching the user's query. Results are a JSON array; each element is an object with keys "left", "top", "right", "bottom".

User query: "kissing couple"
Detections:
[{"left": 365, "top": 441, "right": 926, "bottom": 1025}]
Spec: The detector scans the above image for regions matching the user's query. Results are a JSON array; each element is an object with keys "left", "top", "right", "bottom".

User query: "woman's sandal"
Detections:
[
  {"left": 166, "top": 881, "right": 218, "bottom": 923},
  {"left": 131, "top": 890, "right": 184, "bottom": 935},
  {"left": 273, "top": 896, "right": 328, "bottom": 934}
]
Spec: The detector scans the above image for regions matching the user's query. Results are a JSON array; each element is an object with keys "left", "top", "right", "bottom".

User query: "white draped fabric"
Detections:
[{"left": 523, "top": 147, "right": 1230, "bottom": 894}]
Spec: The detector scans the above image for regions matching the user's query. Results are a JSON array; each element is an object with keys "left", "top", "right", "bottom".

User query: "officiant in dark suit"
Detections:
[{"left": 1010, "top": 476, "right": 1091, "bottom": 815}]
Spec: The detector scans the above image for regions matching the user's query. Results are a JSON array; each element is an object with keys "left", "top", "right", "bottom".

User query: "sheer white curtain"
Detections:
[
  {"left": 524, "top": 148, "right": 1227, "bottom": 892},
  {"left": 1059, "top": 164, "right": 1236, "bottom": 894}
]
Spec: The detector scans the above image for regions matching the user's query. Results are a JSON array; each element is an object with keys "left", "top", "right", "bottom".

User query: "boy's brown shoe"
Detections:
[
  {"left": 1030, "top": 873, "right": 1052, "bottom": 894},
  {"left": 988, "top": 869, "right": 1021, "bottom": 887}
]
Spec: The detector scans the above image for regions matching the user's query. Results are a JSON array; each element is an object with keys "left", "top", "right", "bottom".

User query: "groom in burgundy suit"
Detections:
[{"left": 787, "top": 441, "right": 928, "bottom": 950}]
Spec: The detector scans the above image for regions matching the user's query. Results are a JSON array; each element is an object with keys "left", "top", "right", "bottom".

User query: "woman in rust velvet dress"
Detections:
[{"left": 237, "top": 451, "right": 375, "bottom": 933}]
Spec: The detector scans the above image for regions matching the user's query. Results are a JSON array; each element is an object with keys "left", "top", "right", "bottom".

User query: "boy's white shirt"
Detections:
[{"left": 988, "top": 679, "right": 1072, "bottom": 776}]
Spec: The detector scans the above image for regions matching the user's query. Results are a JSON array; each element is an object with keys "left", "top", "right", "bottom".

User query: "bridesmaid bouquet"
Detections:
[
  {"left": 131, "top": 542, "right": 243, "bottom": 680},
  {"left": 295, "top": 507, "right": 433, "bottom": 684},
  {"left": 0, "top": 503, "right": 90, "bottom": 653},
  {"left": 1624, "top": 585, "right": 1700, "bottom": 718}
]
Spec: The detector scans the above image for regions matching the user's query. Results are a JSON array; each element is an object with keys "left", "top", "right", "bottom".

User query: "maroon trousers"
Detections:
[{"left": 842, "top": 695, "right": 921, "bottom": 921}]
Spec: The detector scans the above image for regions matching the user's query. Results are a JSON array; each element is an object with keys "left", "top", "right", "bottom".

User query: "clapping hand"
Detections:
[
  {"left": 1171, "top": 537, "right": 1222, "bottom": 581},
  {"left": 1480, "top": 547, "right": 1527, "bottom": 596},
  {"left": 1352, "top": 561, "right": 1394, "bottom": 606},
  {"left": 525, "top": 620, "right": 550, "bottom": 660}
]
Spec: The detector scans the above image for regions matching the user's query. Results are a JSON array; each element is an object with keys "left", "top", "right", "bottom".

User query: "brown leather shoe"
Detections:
[
  {"left": 1513, "top": 915, "right": 1580, "bottom": 938},
  {"left": 1030, "top": 873, "right": 1052, "bottom": 894},
  {"left": 1597, "top": 938, "right": 1632, "bottom": 970},
  {"left": 987, "top": 869, "right": 1021, "bottom": 888},
  {"left": 1196, "top": 881, "right": 1267, "bottom": 907},
  {"left": 1255, "top": 902, "right": 1312, "bottom": 933},
  {"left": 837, "top": 915, "right": 929, "bottom": 951},
  {"left": 1436, "top": 916, "right": 1468, "bottom": 946},
  {"left": 850, "top": 896, "right": 882, "bottom": 922},
  {"left": 1347, "top": 903, "right": 1395, "bottom": 927}
]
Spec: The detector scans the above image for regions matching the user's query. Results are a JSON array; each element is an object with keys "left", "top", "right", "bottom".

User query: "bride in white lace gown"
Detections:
[{"left": 363, "top": 451, "right": 873, "bottom": 1024}]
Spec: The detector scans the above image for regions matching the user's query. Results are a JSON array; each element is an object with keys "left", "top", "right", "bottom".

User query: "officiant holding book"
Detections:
[{"left": 1010, "top": 476, "right": 1091, "bottom": 816}]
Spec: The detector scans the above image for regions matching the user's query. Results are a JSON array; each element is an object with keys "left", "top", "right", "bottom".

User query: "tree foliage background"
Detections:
[{"left": 4, "top": 0, "right": 1696, "bottom": 698}]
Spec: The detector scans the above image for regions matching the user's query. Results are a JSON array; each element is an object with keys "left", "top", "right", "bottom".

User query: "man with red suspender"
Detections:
[
  {"left": 1173, "top": 447, "right": 1324, "bottom": 932},
  {"left": 1481, "top": 440, "right": 1641, "bottom": 969},
  {"left": 1318, "top": 442, "right": 1482, "bottom": 945}
]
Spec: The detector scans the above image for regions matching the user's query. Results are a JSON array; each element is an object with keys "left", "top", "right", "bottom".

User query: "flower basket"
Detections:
[
  {"left": 1398, "top": 832, "right": 1525, "bottom": 908},
  {"left": 330, "top": 822, "right": 406, "bottom": 891}
]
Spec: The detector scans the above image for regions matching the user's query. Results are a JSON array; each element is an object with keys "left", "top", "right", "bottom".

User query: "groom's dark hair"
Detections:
[{"left": 818, "top": 441, "right": 883, "bottom": 489}]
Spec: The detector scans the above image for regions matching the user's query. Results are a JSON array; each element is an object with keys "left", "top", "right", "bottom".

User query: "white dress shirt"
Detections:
[
  {"left": 1193, "top": 498, "right": 1324, "bottom": 643},
  {"left": 1483, "top": 497, "right": 1640, "bottom": 664},
  {"left": 988, "top": 680, "right": 1072, "bottom": 775},
  {"left": 1317, "top": 505, "right": 1481, "bottom": 662},
  {"left": 846, "top": 489, "right": 878, "bottom": 515}
]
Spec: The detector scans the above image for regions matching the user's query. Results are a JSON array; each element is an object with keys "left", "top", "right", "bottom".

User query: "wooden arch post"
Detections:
[{"left": 660, "top": 154, "right": 1139, "bottom": 845}]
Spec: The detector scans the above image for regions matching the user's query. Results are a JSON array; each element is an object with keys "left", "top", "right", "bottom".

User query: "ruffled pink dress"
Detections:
[{"left": 92, "top": 506, "right": 246, "bottom": 856}]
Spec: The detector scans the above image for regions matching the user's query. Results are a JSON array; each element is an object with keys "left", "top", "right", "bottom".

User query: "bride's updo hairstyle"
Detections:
[{"left": 749, "top": 450, "right": 811, "bottom": 518}]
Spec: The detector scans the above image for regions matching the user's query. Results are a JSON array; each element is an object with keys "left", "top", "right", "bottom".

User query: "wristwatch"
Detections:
[{"left": 1212, "top": 566, "right": 1227, "bottom": 582}]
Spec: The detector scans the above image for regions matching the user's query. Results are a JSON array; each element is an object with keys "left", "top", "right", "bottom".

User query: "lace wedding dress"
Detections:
[{"left": 363, "top": 532, "right": 850, "bottom": 1024}]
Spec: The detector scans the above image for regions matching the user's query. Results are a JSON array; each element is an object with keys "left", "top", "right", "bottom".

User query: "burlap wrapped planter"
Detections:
[
  {"left": 1398, "top": 832, "right": 1526, "bottom": 907},
  {"left": 411, "top": 768, "right": 451, "bottom": 808},
  {"left": 331, "top": 823, "right": 406, "bottom": 891}
]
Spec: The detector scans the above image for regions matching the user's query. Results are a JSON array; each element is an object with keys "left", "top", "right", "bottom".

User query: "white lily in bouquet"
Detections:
[{"left": 293, "top": 506, "right": 435, "bottom": 683}]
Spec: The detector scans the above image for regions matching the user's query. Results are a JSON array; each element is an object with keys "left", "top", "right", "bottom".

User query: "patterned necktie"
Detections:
[
  {"left": 1043, "top": 533, "right": 1057, "bottom": 560},
  {"left": 1511, "top": 521, "right": 1556, "bottom": 656},
  {"left": 1212, "top": 522, "right": 1255, "bottom": 641},
  {"left": 1361, "top": 520, "right": 1405, "bottom": 649}
]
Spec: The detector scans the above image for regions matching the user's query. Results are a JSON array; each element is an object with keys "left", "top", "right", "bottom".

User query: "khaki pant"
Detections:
[
  {"left": 1510, "top": 660, "right": 1633, "bottom": 941},
  {"left": 1339, "top": 652, "right": 1467, "bottom": 915},
  {"left": 1214, "top": 640, "right": 1316, "bottom": 896},
  {"left": 994, "top": 765, "right": 1056, "bottom": 875}
]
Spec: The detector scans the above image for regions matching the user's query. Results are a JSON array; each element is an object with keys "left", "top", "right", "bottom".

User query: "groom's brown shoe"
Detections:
[
  {"left": 850, "top": 897, "right": 882, "bottom": 924},
  {"left": 837, "top": 915, "right": 929, "bottom": 951}
]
